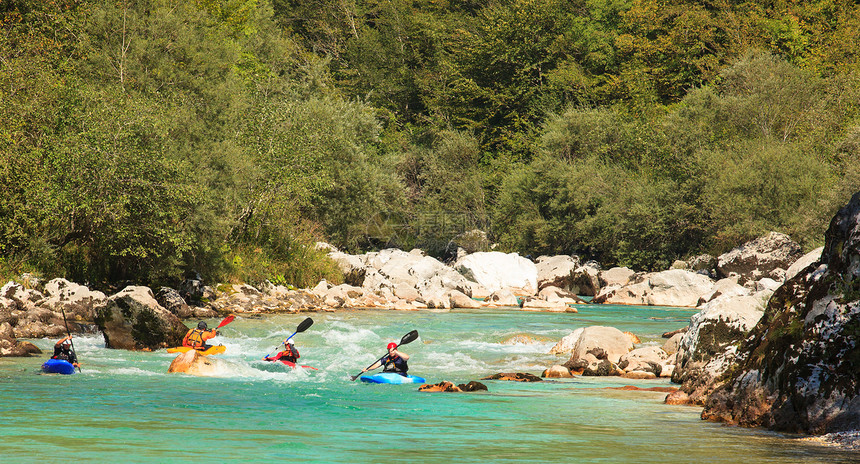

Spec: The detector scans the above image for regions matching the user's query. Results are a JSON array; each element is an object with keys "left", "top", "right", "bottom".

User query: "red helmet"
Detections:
[{"left": 387, "top": 342, "right": 397, "bottom": 350}]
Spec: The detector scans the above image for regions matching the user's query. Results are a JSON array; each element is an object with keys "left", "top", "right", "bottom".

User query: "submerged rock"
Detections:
[
  {"left": 167, "top": 349, "right": 222, "bottom": 376},
  {"left": 542, "top": 365, "right": 574, "bottom": 378},
  {"left": 459, "top": 380, "right": 489, "bottom": 392},
  {"left": 418, "top": 380, "right": 489, "bottom": 392},
  {"left": 481, "top": 372, "right": 543, "bottom": 382}
]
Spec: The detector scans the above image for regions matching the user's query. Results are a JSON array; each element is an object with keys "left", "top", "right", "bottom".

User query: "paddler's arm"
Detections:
[
  {"left": 391, "top": 350, "right": 409, "bottom": 361},
  {"left": 362, "top": 359, "right": 383, "bottom": 373},
  {"left": 55, "top": 335, "right": 72, "bottom": 347}
]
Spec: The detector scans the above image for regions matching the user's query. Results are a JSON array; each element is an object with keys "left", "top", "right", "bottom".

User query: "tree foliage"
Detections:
[{"left": 2, "top": 0, "right": 860, "bottom": 286}]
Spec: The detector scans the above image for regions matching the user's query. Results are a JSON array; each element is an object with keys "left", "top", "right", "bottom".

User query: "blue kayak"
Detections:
[
  {"left": 42, "top": 359, "right": 76, "bottom": 375},
  {"left": 360, "top": 373, "right": 425, "bottom": 384}
]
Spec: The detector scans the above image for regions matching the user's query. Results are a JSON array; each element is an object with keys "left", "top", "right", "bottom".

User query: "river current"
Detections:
[{"left": 1, "top": 305, "right": 855, "bottom": 463}]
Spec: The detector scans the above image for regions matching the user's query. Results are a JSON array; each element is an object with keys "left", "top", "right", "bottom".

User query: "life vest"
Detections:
[
  {"left": 278, "top": 344, "right": 299, "bottom": 361},
  {"left": 382, "top": 354, "right": 408, "bottom": 374},
  {"left": 52, "top": 345, "right": 76, "bottom": 363},
  {"left": 183, "top": 328, "right": 207, "bottom": 349}
]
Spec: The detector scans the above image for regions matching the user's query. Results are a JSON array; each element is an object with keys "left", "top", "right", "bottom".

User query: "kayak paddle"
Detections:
[
  {"left": 350, "top": 330, "right": 418, "bottom": 381},
  {"left": 264, "top": 317, "right": 314, "bottom": 359},
  {"left": 60, "top": 308, "right": 81, "bottom": 373}
]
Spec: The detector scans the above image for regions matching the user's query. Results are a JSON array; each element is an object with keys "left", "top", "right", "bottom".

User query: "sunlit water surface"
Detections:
[{"left": 1, "top": 306, "right": 854, "bottom": 463}]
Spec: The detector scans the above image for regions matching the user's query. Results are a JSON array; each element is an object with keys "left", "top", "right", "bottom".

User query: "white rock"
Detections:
[
  {"left": 550, "top": 328, "right": 584, "bottom": 355},
  {"left": 785, "top": 246, "right": 824, "bottom": 281},
  {"left": 521, "top": 299, "right": 568, "bottom": 312},
  {"left": 454, "top": 252, "right": 537, "bottom": 294},
  {"left": 599, "top": 267, "right": 635, "bottom": 288},
  {"left": 483, "top": 288, "right": 520, "bottom": 307},
  {"left": 646, "top": 269, "right": 715, "bottom": 307},
  {"left": 567, "top": 326, "right": 635, "bottom": 364},
  {"left": 449, "top": 291, "right": 481, "bottom": 309}
]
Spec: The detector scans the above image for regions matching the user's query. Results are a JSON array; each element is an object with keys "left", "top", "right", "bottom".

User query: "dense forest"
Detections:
[{"left": 1, "top": 0, "right": 859, "bottom": 289}]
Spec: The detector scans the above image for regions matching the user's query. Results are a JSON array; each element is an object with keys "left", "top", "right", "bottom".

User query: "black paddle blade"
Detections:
[
  {"left": 398, "top": 330, "right": 419, "bottom": 346},
  {"left": 296, "top": 317, "right": 314, "bottom": 333}
]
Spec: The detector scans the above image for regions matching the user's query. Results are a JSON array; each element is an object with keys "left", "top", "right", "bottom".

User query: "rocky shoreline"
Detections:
[{"left": 2, "top": 210, "right": 857, "bottom": 448}]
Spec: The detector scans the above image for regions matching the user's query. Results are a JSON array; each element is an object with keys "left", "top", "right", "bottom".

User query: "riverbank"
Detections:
[{"left": 4, "top": 229, "right": 855, "bottom": 452}]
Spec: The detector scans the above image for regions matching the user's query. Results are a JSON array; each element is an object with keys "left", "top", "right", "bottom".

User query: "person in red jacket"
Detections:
[{"left": 264, "top": 339, "right": 300, "bottom": 363}]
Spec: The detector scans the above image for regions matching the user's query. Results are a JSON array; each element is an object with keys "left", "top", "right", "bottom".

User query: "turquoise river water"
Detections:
[{"left": 1, "top": 305, "right": 856, "bottom": 463}]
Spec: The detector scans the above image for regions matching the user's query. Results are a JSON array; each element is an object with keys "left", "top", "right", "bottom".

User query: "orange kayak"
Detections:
[{"left": 166, "top": 345, "right": 226, "bottom": 355}]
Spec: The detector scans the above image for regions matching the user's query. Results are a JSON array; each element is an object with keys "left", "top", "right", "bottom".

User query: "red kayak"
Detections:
[
  {"left": 276, "top": 359, "right": 318, "bottom": 370},
  {"left": 263, "top": 356, "right": 318, "bottom": 370}
]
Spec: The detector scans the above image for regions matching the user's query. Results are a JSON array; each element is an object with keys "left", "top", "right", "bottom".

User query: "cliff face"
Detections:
[{"left": 702, "top": 192, "right": 860, "bottom": 434}]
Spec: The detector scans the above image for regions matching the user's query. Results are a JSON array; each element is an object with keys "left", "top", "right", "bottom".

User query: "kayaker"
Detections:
[
  {"left": 360, "top": 342, "right": 409, "bottom": 376},
  {"left": 182, "top": 321, "right": 219, "bottom": 351},
  {"left": 263, "top": 340, "right": 300, "bottom": 363},
  {"left": 52, "top": 335, "right": 80, "bottom": 368}
]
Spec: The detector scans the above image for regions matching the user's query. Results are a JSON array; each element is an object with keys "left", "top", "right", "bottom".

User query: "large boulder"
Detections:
[
  {"left": 538, "top": 286, "right": 586, "bottom": 305},
  {"left": 671, "top": 293, "right": 767, "bottom": 405},
  {"left": 598, "top": 267, "right": 635, "bottom": 288},
  {"left": 535, "top": 255, "right": 581, "bottom": 292},
  {"left": 328, "top": 251, "right": 367, "bottom": 286},
  {"left": 155, "top": 287, "right": 192, "bottom": 318},
  {"left": 0, "top": 321, "right": 43, "bottom": 356},
  {"left": 592, "top": 278, "right": 650, "bottom": 305},
  {"left": 561, "top": 326, "right": 634, "bottom": 368},
  {"left": 549, "top": 328, "right": 584, "bottom": 355},
  {"left": 483, "top": 288, "right": 520, "bottom": 307},
  {"left": 594, "top": 270, "right": 715, "bottom": 308},
  {"left": 646, "top": 270, "right": 716, "bottom": 307},
  {"left": 415, "top": 269, "right": 477, "bottom": 297},
  {"left": 42, "top": 278, "right": 106, "bottom": 322},
  {"left": 716, "top": 232, "right": 804, "bottom": 284},
  {"left": 701, "top": 192, "right": 860, "bottom": 435},
  {"left": 697, "top": 278, "right": 749, "bottom": 305},
  {"left": 454, "top": 252, "right": 537, "bottom": 294},
  {"left": 1, "top": 281, "right": 45, "bottom": 311},
  {"left": 569, "top": 262, "right": 601, "bottom": 296},
  {"left": 95, "top": 286, "right": 188, "bottom": 350},
  {"left": 1, "top": 281, "right": 74, "bottom": 339},
  {"left": 376, "top": 250, "right": 427, "bottom": 287},
  {"left": 449, "top": 291, "right": 481, "bottom": 309}
]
